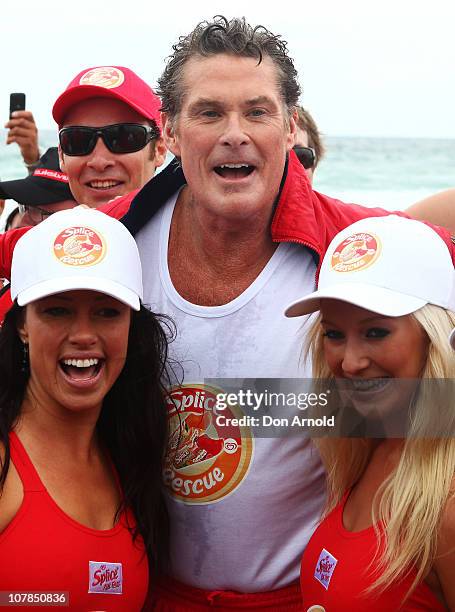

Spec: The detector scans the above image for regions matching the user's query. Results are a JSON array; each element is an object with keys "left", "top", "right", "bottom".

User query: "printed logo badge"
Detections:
[
  {"left": 88, "top": 561, "right": 122, "bottom": 594},
  {"left": 331, "top": 232, "right": 380, "bottom": 273},
  {"left": 54, "top": 226, "right": 106, "bottom": 267},
  {"left": 314, "top": 548, "right": 338, "bottom": 590},
  {"left": 163, "top": 384, "right": 254, "bottom": 505},
  {"left": 79, "top": 67, "right": 125, "bottom": 89}
]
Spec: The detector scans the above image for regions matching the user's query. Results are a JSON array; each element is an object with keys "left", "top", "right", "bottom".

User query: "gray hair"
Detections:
[{"left": 158, "top": 15, "right": 300, "bottom": 120}]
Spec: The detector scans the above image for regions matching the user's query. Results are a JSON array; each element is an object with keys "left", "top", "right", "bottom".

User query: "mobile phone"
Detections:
[{"left": 9, "top": 93, "right": 26, "bottom": 118}]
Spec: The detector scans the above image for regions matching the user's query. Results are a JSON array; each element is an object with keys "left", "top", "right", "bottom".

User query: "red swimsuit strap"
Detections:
[{"left": 9, "top": 431, "right": 46, "bottom": 492}]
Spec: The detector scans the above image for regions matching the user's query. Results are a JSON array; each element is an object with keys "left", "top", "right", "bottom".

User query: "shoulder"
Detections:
[
  {"left": 97, "top": 190, "right": 139, "bottom": 219},
  {"left": 407, "top": 190, "right": 455, "bottom": 234}
]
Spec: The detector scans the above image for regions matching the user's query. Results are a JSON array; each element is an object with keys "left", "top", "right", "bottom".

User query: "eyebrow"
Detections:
[
  {"left": 188, "top": 95, "right": 277, "bottom": 113},
  {"left": 43, "top": 293, "right": 114, "bottom": 303},
  {"left": 321, "top": 315, "right": 392, "bottom": 326},
  {"left": 187, "top": 98, "right": 223, "bottom": 113},
  {"left": 244, "top": 95, "right": 276, "bottom": 107}
]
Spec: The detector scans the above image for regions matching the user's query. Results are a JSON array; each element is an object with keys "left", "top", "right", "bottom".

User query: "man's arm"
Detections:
[{"left": 407, "top": 190, "right": 455, "bottom": 235}]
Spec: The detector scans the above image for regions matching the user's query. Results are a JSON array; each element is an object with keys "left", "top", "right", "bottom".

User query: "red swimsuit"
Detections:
[
  {"left": 0, "top": 431, "right": 149, "bottom": 611},
  {"left": 300, "top": 491, "right": 445, "bottom": 611}
]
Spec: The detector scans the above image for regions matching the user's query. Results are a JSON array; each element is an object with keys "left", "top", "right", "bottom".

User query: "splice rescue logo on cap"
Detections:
[
  {"left": 54, "top": 226, "right": 106, "bottom": 267},
  {"left": 331, "top": 232, "right": 381, "bottom": 273},
  {"left": 79, "top": 66, "right": 125, "bottom": 89},
  {"left": 163, "top": 384, "right": 253, "bottom": 505}
]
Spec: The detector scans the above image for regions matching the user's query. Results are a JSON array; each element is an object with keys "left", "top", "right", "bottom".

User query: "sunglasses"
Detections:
[
  {"left": 59, "top": 123, "right": 159, "bottom": 156},
  {"left": 18, "top": 204, "right": 54, "bottom": 224},
  {"left": 293, "top": 146, "right": 317, "bottom": 170}
]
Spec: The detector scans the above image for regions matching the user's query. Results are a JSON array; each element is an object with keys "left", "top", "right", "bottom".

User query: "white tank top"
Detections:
[{"left": 135, "top": 194, "right": 326, "bottom": 591}]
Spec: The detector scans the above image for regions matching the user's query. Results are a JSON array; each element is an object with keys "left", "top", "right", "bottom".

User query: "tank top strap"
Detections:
[{"left": 9, "top": 431, "right": 46, "bottom": 492}]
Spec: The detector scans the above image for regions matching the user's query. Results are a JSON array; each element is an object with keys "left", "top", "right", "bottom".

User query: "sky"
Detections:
[{"left": 2, "top": 0, "right": 455, "bottom": 139}]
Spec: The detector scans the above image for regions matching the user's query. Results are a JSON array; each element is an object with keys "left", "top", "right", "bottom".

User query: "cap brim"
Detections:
[
  {"left": 52, "top": 85, "right": 158, "bottom": 126},
  {"left": 450, "top": 329, "right": 455, "bottom": 350},
  {"left": 285, "top": 282, "right": 427, "bottom": 318},
  {"left": 0, "top": 178, "right": 73, "bottom": 206},
  {"left": 16, "top": 277, "right": 140, "bottom": 311}
]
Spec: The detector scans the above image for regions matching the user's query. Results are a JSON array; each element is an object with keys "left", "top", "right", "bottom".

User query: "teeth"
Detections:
[
  {"left": 351, "top": 379, "right": 389, "bottom": 391},
  {"left": 62, "top": 358, "right": 99, "bottom": 368},
  {"left": 219, "top": 163, "right": 250, "bottom": 169},
  {"left": 89, "top": 180, "right": 119, "bottom": 189}
]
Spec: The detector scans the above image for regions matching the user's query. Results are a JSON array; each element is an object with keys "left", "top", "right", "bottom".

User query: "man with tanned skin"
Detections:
[
  {"left": 0, "top": 21, "right": 454, "bottom": 610},
  {"left": 100, "top": 16, "right": 455, "bottom": 610},
  {"left": 53, "top": 65, "right": 166, "bottom": 210}
]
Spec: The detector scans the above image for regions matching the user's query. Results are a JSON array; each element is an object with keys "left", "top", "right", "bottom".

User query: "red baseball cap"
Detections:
[{"left": 52, "top": 66, "right": 161, "bottom": 128}]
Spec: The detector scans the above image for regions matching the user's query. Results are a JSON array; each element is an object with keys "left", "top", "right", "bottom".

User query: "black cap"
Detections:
[{"left": 0, "top": 148, "right": 75, "bottom": 206}]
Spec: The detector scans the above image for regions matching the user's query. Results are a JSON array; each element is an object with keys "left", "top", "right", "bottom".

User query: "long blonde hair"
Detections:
[{"left": 305, "top": 303, "right": 455, "bottom": 598}]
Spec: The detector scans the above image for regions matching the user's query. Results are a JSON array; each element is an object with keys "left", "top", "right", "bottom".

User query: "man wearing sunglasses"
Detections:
[
  {"left": 53, "top": 65, "right": 166, "bottom": 209},
  {"left": 97, "top": 16, "right": 455, "bottom": 611},
  {"left": 293, "top": 106, "right": 325, "bottom": 184},
  {"left": 0, "top": 19, "right": 454, "bottom": 611},
  {"left": 0, "top": 147, "right": 76, "bottom": 322}
]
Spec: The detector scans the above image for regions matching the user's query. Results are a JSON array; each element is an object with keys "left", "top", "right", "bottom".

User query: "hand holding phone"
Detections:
[
  {"left": 9, "top": 93, "right": 26, "bottom": 118},
  {"left": 5, "top": 94, "right": 39, "bottom": 166}
]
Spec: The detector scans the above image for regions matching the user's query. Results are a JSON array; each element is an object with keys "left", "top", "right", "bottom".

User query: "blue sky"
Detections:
[{"left": 2, "top": 0, "right": 455, "bottom": 138}]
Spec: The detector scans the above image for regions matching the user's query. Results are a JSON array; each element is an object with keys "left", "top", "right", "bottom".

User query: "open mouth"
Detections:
[
  {"left": 214, "top": 163, "right": 255, "bottom": 179},
  {"left": 60, "top": 357, "right": 103, "bottom": 381},
  {"left": 350, "top": 378, "right": 390, "bottom": 392},
  {"left": 87, "top": 180, "right": 123, "bottom": 190}
]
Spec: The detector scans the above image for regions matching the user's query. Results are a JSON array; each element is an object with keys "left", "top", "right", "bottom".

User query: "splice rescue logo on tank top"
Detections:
[
  {"left": 54, "top": 226, "right": 105, "bottom": 267},
  {"left": 163, "top": 384, "right": 254, "bottom": 504},
  {"left": 88, "top": 561, "right": 122, "bottom": 594}
]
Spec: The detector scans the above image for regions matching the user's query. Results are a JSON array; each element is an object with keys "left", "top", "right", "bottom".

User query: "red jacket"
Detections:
[
  {"left": 0, "top": 151, "right": 454, "bottom": 304},
  {"left": 100, "top": 150, "right": 455, "bottom": 276}
]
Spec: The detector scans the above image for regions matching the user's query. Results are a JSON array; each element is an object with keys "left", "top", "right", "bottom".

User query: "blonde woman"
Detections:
[{"left": 285, "top": 215, "right": 455, "bottom": 611}]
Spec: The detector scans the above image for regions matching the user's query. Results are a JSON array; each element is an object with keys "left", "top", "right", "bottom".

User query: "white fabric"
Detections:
[
  {"left": 11, "top": 207, "right": 142, "bottom": 310},
  {"left": 136, "top": 194, "right": 326, "bottom": 591},
  {"left": 286, "top": 214, "right": 455, "bottom": 317}
]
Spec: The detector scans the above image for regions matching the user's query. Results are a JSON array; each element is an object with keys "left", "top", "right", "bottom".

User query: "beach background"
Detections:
[
  {"left": 1, "top": 131, "right": 454, "bottom": 221},
  {"left": 2, "top": 0, "right": 455, "bottom": 222}
]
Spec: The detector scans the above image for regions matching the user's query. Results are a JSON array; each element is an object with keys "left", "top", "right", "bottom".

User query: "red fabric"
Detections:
[
  {"left": 0, "top": 287, "right": 13, "bottom": 325},
  {"left": 98, "top": 189, "right": 141, "bottom": 218},
  {"left": 0, "top": 152, "right": 454, "bottom": 280},
  {"left": 0, "top": 431, "right": 149, "bottom": 611},
  {"left": 148, "top": 575, "right": 302, "bottom": 610},
  {"left": 300, "top": 491, "right": 445, "bottom": 611}
]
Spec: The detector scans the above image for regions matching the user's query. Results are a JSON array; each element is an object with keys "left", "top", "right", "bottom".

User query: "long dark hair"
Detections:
[{"left": 0, "top": 302, "right": 174, "bottom": 575}]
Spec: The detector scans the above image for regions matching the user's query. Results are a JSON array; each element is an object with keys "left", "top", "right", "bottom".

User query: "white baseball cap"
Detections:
[
  {"left": 11, "top": 207, "right": 143, "bottom": 310},
  {"left": 286, "top": 215, "right": 455, "bottom": 318}
]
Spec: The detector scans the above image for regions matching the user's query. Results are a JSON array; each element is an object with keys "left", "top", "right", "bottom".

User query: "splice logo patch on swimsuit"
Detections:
[
  {"left": 54, "top": 226, "right": 105, "bottom": 267},
  {"left": 314, "top": 548, "right": 338, "bottom": 590},
  {"left": 163, "top": 384, "right": 254, "bottom": 505},
  {"left": 79, "top": 67, "right": 125, "bottom": 89},
  {"left": 331, "top": 232, "right": 381, "bottom": 273},
  {"left": 88, "top": 561, "right": 122, "bottom": 594}
]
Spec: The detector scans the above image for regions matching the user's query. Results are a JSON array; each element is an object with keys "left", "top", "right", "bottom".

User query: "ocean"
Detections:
[{"left": 1, "top": 130, "right": 454, "bottom": 215}]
